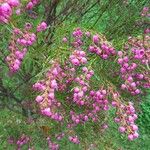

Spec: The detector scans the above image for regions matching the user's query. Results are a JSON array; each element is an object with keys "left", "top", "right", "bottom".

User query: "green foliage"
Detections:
[{"left": 138, "top": 90, "right": 150, "bottom": 134}]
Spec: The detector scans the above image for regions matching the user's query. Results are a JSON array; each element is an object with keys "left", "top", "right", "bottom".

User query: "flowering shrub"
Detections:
[
  {"left": 0, "top": 0, "right": 20, "bottom": 23},
  {"left": 0, "top": 1, "right": 150, "bottom": 149}
]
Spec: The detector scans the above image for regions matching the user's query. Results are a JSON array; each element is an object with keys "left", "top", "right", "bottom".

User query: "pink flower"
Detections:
[
  {"left": 12, "top": 63, "right": 19, "bottom": 72},
  {"left": 69, "top": 136, "right": 80, "bottom": 144},
  {"left": 7, "top": 0, "right": 20, "bottom": 7},
  {"left": 93, "top": 35, "right": 99, "bottom": 44},
  {"left": 84, "top": 115, "right": 88, "bottom": 121},
  {"left": 16, "top": 9, "right": 21, "bottom": 15},
  {"left": 31, "top": 0, "right": 39, "bottom": 5},
  {"left": 71, "top": 58, "right": 80, "bottom": 66},
  {"left": 128, "top": 116, "right": 134, "bottom": 122},
  {"left": 26, "top": 2, "right": 34, "bottom": 10},
  {"left": 37, "top": 22, "right": 47, "bottom": 32},
  {"left": 62, "top": 37, "right": 67, "bottom": 43},
  {"left": 51, "top": 79, "right": 58, "bottom": 89},
  {"left": 74, "top": 87, "right": 80, "bottom": 93},
  {"left": 77, "top": 91, "right": 84, "bottom": 98},
  {"left": 48, "top": 93, "right": 55, "bottom": 99},
  {"left": 85, "top": 31, "right": 91, "bottom": 37},
  {"left": 114, "top": 118, "right": 120, "bottom": 123},
  {"left": 80, "top": 100, "right": 84, "bottom": 105},
  {"left": 102, "top": 124, "right": 108, "bottom": 129},
  {"left": 35, "top": 95, "right": 43, "bottom": 103},
  {"left": 133, "top": 132, "right": 139, "bottom": 139},
  {"left": 128, "top": 134, "right": 134, "bottom": 141},
  {"left": 15, "top": 51, "right": 24, "bottom": 60},
  {"left": 133, "top": 114, "right": 138, "bottom": 120},
  {"left": 0, "top": 3, "right": 12, "bottom": 16},
  {"left": 143, "top": 7, "right": 149, "bottom": 12},
  {"left": 41, "top": 108, "right": 52, "bottom": 117},
  {"left": 52, "top": 68, "right": 58, "bottom": 76},
  {"left": 0, "top": 15, "right": 8, "bottom": 23},
  {"left": 118, "top": 51, "right": 123, "bottom": 57},
  {"left": 119, "top": 126, "right": 126, "bottom": 133},
  {"left": 135, "top": 89, "right": 141, "bottom": 94},
  {"left": 41, "top": 22, "right": 47, "bottom": 29},
  {"left": 112, "top": 101, "right": 117, "bottom": 107},
  {"left": 131, "top": 124, "right": 138, "bottom": 131}
]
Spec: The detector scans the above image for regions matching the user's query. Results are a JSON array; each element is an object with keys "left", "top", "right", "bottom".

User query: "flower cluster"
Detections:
[
  {"left": 141, "top": 6, "right": 150, "bottom": 17},
  {"left": 55, "top": 133, "right": 65, "bottom": 140},
  {"left": 0, "top": 0, "right": 20, "bottom": 23},
  {"left": 118, "top": 53, "right": 141, "bottom": 95},
  {"left": 5, "top": 26, "right": 36, "bottom": 73},
  {"left": 70, "top": 89, "right": 109, "bottom": 124},
  {"left": 91, "top": 89, "right": 109, "bottom": 112},
  {"left": 69, "top": 111, "right": 89, "bottom": 125},
  {"left": 16, "top": 31, "right": 36, "bottom": 47},
  {"left": 118, "top": 28, "right": 150, "bottom": 93},
  {"left": 69, "top": 136, "right": 80, "bottom": 144},
  {"left": 88, "top": 35, "right": 116, "bottom": 59},
  {"left": 66, "top": 30, "right": 111, "bottom": 126},
  {"left": 72, "top": 67, "right": 93, "bottom": 106},
  {"left": 112, "top": 99, "right": 139, "bottom": 141},
  {"left": 26, "top": 0, "right": 40, "bottom": 10},
  {"left": 70, "top": 50, "right": 87, "bottom": 66},
  {"left": 69, "top": 28, "right": 83, "bottom": 49},
  {"left": 47, "top": 137, "right": 59, "bottom": 150},
  {"left": 16, "top": 134, "right": 30, "bottom": 150},
  {"left": 37, "top": 21, "right": 47, "bottom": 32},
  {"left": 33, "top": 63, "right": 64, "bottom": 122},
  {"left": 68, "top": 87, "right": 109, "bottom": 126},
  {"left": 127, "top": 33, "right": 150, "bottom": 64}
]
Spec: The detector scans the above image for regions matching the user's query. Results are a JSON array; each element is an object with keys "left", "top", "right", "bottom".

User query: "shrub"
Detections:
[{"left": 0, "top": 0, "right": 149, "bottom": 149}]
